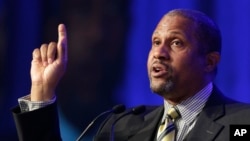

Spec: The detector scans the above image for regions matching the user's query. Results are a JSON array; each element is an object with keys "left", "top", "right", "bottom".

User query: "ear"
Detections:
[{"left": 204, "top": 52, "right": 220, "bottom": 72}]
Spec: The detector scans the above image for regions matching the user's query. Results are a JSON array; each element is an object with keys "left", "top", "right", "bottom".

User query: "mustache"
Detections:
[{"left": 151, "top": 60, "right": 173, "bottom": 72}]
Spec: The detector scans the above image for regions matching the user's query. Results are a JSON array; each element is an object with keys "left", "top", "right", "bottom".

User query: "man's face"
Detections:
[{"left": 147, "top": 15, "right": 207, "bottom": 102}]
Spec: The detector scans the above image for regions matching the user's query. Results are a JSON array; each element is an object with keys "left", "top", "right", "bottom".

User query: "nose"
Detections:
[{"left": 153, "top": 46, "right": 170, "bottom": 60}]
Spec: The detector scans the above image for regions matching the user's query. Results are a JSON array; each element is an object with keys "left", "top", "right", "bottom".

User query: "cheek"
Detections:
[
  {"left": 175, "top": 54, "right": 205, "bottom": 76},
  {"left": 147, "top": 51, "right": 153, "bottom": 68},
  {"left": 172, "top": 54, "right": 197, "bottom": 73}
]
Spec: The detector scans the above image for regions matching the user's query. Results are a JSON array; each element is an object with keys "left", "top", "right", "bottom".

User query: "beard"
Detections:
[{"left": 150, "top": 78, "right": 174, "bottom": 96}]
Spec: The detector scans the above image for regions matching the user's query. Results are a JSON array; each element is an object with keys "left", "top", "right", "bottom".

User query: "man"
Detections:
[{"left": 12, "top": 9, "right": 250, "bottom": 141}]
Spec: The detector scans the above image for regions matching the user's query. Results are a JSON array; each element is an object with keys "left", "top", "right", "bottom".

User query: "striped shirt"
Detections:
[{"left": 162, "top": 82, "right": 213, "bottom": 141}]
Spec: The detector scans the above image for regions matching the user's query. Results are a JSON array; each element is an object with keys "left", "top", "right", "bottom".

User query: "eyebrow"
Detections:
[{"left": 153, "top": 31, "right": 159, "bottom": 36}]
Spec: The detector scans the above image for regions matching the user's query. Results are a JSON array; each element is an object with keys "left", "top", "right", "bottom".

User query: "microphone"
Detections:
[
  {"left": 110, "top": 105, "right": 146, "bottom": 141},
  {"left": 76, "top": 104, "right": 126, "bottom": 141}
]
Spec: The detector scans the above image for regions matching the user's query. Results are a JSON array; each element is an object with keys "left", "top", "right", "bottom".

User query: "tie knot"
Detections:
[{"left": 167, "top": 107, "right": 180, "bottom": 120}]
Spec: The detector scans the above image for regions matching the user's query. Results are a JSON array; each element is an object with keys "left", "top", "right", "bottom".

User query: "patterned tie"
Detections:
[{"left": 157, "top": 107, "right": 180, "bottom": 141}]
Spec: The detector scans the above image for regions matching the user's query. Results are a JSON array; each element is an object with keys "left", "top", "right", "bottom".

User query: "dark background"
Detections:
[{"left": 1, "top": 0, "right": 250, "bottom": 140}]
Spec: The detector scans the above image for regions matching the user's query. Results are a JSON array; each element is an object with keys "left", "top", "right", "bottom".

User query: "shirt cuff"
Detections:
[{"left": 18, "top": 95, "right": 56, "bottom": 112}]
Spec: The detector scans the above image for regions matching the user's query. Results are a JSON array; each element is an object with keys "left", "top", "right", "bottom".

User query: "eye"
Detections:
[
  {"left": 170, "top": 39, "right": 183, "bottom": 48},
  {"left": 152, "top": 40, "right": 161, "bottom": 46}
]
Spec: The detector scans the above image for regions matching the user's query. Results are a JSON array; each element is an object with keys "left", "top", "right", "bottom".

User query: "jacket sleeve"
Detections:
[{"left": 12, "top": 102, "right": 62, "bottom": 141}]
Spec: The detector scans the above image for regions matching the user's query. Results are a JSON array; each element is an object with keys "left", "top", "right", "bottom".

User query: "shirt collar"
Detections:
[{"left": 163, "top": 82, "right": 213, "bottom": 125}]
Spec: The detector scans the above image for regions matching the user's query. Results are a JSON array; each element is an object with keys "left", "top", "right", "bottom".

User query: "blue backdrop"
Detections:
[{"left": 1, "top": 0, "right": 250, "bottom": 140}]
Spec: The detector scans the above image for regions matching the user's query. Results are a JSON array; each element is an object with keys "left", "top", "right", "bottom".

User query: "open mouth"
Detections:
[
  {"left": 151, "top": 64, "right": 168, "bottom": 77},
  {"left": 153, "top": 66, "right": 162, "bottom": 72}
]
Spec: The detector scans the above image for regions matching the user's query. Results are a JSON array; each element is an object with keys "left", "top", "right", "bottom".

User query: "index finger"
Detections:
[{"left": 57, "top": 24, "right": 68, "bottom": 62}]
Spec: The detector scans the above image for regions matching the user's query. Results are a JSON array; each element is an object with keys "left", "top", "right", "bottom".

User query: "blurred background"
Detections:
[{"left": 1, "top": 0, "right": 250, "bottom": 140}]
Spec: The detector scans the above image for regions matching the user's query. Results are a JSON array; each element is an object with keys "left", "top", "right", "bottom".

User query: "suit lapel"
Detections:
[
  {"left": 184, "top": 86, "right": 226, "bottom": 141},
  {"left": 128, "top": 106, "right": 164, "bottom": 141}
]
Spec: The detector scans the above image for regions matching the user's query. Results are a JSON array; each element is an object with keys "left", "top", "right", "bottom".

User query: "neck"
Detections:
[{"left": 164, "top": 81, "right": 212, "bottom": 105}]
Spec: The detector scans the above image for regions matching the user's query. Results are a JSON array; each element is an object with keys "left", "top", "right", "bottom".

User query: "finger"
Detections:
[
  {"left": 57, "top": 24, "right": 68, "bottom": 63},
  {"left": 40, "top": 44, "right": 48, "bottom": 66},
  {"left": 47, "top": 42, "right": 57, "bottom": 64},
  {"left": 32, "top": 48, "right": 41, "bottom": 61},
  {"left": 32, "top": 48, "right": 42, "bottom": 67}
]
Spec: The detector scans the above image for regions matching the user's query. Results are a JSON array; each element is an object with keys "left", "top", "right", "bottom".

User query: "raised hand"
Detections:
[{"left": 30, "top": 24, "right": 68, "bottom": 101}]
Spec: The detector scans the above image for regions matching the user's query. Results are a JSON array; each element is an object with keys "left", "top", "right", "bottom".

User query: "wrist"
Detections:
[{"left": 30, "top": 84, "right": 55, "bottom": 101}]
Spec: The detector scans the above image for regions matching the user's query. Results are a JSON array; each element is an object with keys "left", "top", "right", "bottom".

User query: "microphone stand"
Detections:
[
  {"left": 76, "top": 104, "right": 125, "bottom": 141},
  {"left": 110, "top": 105, "right": 145, "bottom": 141}
]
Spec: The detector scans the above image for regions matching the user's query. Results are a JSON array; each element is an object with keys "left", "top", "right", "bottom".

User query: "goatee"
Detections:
[{"left": 150, "top": 79, "right": 174, "bottom": 96}]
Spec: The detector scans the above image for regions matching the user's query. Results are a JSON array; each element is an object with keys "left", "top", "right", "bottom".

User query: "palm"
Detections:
[{"left": 31, "top": 59, "right": 64, "bottom": 88}]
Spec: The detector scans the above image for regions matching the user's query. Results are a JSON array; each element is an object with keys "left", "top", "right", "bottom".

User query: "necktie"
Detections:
[{"left": 157, "top": 107, "right": 180, "bottom": 141}]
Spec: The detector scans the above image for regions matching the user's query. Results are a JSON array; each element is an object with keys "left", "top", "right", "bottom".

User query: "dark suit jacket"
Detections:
[{"left": 12, "top": 86, "right": 250, "bottom": 141}]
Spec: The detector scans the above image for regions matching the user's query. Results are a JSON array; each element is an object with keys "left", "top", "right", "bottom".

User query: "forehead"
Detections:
[{"left": 153, "top": 15, "right": 196, "bottom": 37}]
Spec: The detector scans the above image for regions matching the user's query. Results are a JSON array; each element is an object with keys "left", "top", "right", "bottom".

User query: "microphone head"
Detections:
[
  {"left": 112, "top": 104, "right": 126, "bottom": 114},
  {"left": 132, "top": 105, "right": 146, "bottom": 115}
]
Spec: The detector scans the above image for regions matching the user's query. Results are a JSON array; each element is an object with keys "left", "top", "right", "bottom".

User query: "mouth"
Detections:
[{"left": 151, "top": 63, "right": 168, "bottom": 78}]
